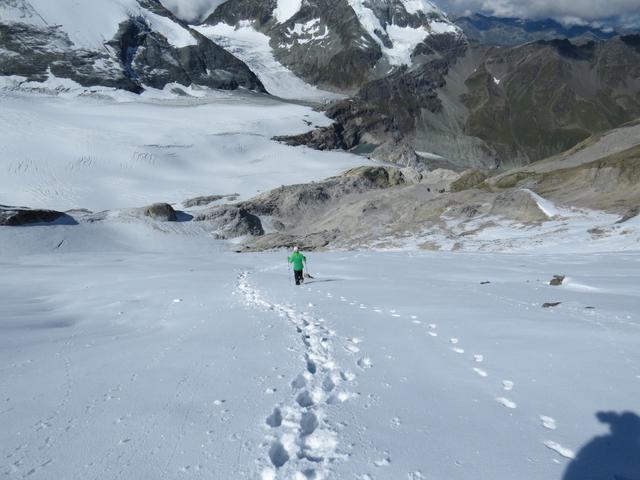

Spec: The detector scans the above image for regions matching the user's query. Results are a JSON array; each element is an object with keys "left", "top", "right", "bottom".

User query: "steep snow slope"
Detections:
[
  {"left": 2, "top": 0, "right": 196, "bottom": 49},
  {"left": 348, "top": 0, "right": 458, "bottom": 65},
  {"left": 1, "top": 222, "right": 638, "bottom": 479},
  {"left": 194, "top": 22, "right": 344, "bottom": 101}
]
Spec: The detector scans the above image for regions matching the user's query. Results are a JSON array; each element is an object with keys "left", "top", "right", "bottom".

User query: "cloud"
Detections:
[
  {"left": 159, "top": 0, "right": 227, "bottom": 23},
  {"left": 436, "top": 0, "right": 640, "bottom": 27}
]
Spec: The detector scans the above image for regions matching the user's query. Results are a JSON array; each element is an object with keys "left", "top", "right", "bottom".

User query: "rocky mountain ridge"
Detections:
[
  {"left": 454, "top": 14, "right": 620, "bottom": 46},
  {"left": 0, "top": 0, "right": 264, "bottom": 92},
  {"left": 202, "top": 0, "right": 461, "bottom": 91},
  {"left": 280, "top": 34, "right": 640, "bottom": 169}
]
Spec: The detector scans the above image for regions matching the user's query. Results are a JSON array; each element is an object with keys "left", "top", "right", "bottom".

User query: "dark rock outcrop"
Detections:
[
  {"left": 0, "top": 205, "right": 67, "bottom": 226},
  {"left": 142, "top": 203, "right": 178, "bottom": 222},
  {"left": 283, "top": 35, "right": 640, "bottom": 169},
  {"left": 194, "top": 205, "right": 264, "bottom": 238}
]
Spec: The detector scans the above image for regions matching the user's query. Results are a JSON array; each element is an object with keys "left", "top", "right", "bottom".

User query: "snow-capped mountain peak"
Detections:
[{"left": 0, "top": 0, "right": 264, "bottom": 93}]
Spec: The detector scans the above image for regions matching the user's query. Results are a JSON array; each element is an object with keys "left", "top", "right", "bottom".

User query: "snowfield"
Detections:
[
  {"left": 0, "top": 82, "right": 363, "bottom": 211},
  {"left": 1, "top": 222, "right": 639, "bottom": 479},
  {"left": 1, "top": 75, "right": 639, "bottom": 479}
]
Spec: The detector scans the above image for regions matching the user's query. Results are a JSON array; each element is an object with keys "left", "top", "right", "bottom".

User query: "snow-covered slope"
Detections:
[
  {"left": 347, "top": 0, "right": 459, "bottom": 65},
  {"left": 1, "top": 221, "right": 638, "bottom": 479},
  {"left": 0, "top": 85, "right": 370, "bottom": 211}
]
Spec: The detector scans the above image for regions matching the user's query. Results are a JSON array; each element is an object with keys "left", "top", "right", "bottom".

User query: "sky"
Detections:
[
  {"left": 435, "top": 0, "right": 640, "bottom": 28},
  {"left": 160, "top": 0, "right": 640, "bottom": 29}
]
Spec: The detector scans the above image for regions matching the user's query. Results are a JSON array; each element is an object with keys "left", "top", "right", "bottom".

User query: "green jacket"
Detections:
[{"left": 288, "top": 251, "right": 306, "bottom": 271}]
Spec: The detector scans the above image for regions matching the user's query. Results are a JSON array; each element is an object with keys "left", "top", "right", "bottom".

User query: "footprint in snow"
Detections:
[
  {"left": 473, "top": 368, "right": 488, "bottom": 377},
  {"left": 543, "top": 440, "right": 575, "bottom": 459},
  {"left": 540, "top": 415, "right": 557, "bottom": 430},
  {"left": 357, "top": 357, "right": 373, "bottom": 369},
  {"left": 450, "top": 338, "right": 459, "bottom": 345},
  {"left": 474, "top": 354, "right": 484, "bottom": 363},
  {"left": 268, "top": 439, "right": 290, "bottom": 467},
  {"left": 429, "top": 324, "right": 437, "bottom": 329},
  {"left": 345, "top": 344, "right": 360, "bottom": 354},
  {"left": 373, "top": 308, "right": 383, "bottom": 313},
  {"left": 502, "top": 380, "right": 514, "bottom": 391},
  {"left": 374, "top": 455, "right": 391, "bottom": 467},
  {"left": 496, "top": 397, "right": 517, "bottom": 409},
  {"left": 451, "top": 347, "right": 465, "bottom": 354},
  {"left": 266, "top": 407, "right": 282, "bottom": 428},
  {"left": 428, "top": 331, "right": 438, "bottom": 337},
  {"left": 412, "top": 320, "right": 421, "bottom": 325}
]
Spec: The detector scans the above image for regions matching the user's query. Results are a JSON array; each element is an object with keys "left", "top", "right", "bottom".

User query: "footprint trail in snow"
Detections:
[{"left": 237, "top": 272, "right": 358, "bottom": 479}]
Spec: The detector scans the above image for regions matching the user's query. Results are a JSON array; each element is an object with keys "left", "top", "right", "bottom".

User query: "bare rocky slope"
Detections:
[
  {"left": 279, "top": 35, "right": 640, "bottom": 169},
  {"left": 3, "top": 122, "right": 638, "bottom": 251},
  {"left": 194, "top": 122, "right": 640, "bottom": 251}
]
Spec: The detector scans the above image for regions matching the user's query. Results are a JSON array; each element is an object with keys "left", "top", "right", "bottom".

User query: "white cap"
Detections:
[{"left": 293, "top": 246, "right": 299, "bottom": 252}]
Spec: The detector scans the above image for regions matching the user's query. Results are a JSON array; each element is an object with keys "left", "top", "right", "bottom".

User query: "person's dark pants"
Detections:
[{"left": 294, "top": 269, "right": 304, "bottom": 285}]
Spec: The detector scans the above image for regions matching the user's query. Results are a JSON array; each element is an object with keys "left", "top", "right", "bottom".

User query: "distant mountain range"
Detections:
[
  {"left": 1, "top": 1, "right": 639, "bottom": 170},
  {"left": 454, "top": 13, "right": 622, "bottom": 46}
]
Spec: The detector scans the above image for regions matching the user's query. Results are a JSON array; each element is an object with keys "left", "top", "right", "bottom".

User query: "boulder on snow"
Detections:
[
  {"left": 0, "top": 205, "right": 69, "bottom": 226},
  {"left": 549, "top": 275, "right": 565, "bottom": 286},
  {"left": 489, "top": 190, "right": 550, "bottom": 223},
  {"left": 194, "top": 205, "right": 264, "bottom": 239},
  {"left": 543, "top": 302, "right": 562, "bottom": 308},
  {"left": 141, "top": 203, "right": 177, "bottom": 222}
]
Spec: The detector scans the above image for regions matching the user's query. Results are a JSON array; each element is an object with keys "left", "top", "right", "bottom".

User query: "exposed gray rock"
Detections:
[
  {"left": 0, "top": 205, "right": 67, "bottom": 226},
  {"left": 182, "top": 194, "right": 239, "bottom": 208},
  {"left": 194, "top": 205, "right": 264, "bottom": 239},
  {"left": 489, "top": 190, "right": 549, "bottom": 223},
  {"left": 543, "top": 302, "right": 562, "bottom": 308},
  {"left": 617, "top": 206, "right": 640, "bottom": 224},
  {"left": 549, "top": 275, "right": 566, "bottom": 286},
  {"left": 141, "top": 203, "right": 177, "bottom": 222},
  {"left": 283, "top": 35, "right": 640, "bottom": 169},
  {"left": 450, "top": 169, "right": 490, "bottom": 192},
  {"left": 242, "top": 229, "right": 340, "bottom": 252}
]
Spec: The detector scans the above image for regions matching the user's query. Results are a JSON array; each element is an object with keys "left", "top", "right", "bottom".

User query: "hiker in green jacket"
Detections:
[{"left": 288, "top": 246, "right": 307, "bottom": 285}]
